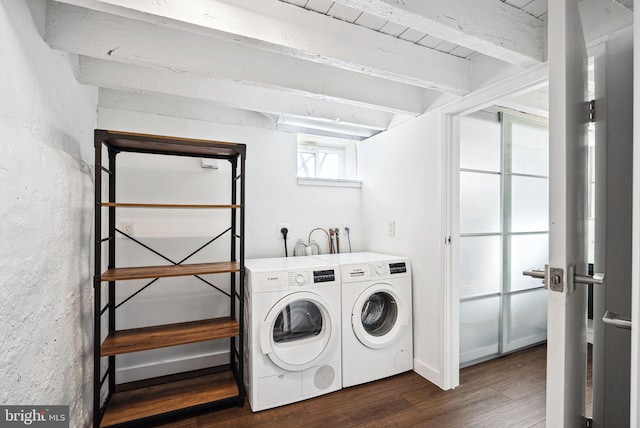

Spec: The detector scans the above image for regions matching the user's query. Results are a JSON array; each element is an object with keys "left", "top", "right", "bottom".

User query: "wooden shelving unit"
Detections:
[
  {"left": 100, "top": 371, "right": 238, "bottom": 427},
  {"left": 101, "top": 262, "right": 240, "bottom": 282},
  {"left": 100, "top": 317, "right": 240, "bottom": 356},
  {"left": 101, "top": 202, "right": 242, "bottom": 209},
  {"left": 93, "top": 130, "right": 245, "bottom": 427}
]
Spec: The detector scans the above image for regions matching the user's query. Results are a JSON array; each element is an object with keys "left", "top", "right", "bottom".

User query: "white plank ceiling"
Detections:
[
  {"left": 45, "top": 0, "right": 551, "bottom": 138},
  {"left": 281, "top": 0, "right": 548, "bottom": 59}
]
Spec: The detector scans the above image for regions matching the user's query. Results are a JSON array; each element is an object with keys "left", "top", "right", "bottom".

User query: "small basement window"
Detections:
[{"left": 296, "top": 134, "right": 360, "bottom": 188}]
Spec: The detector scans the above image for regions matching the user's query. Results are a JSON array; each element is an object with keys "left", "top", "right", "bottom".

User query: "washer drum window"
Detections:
[
  {"left": 352, "top": 284, "right": 407, "bottom": 349},
  {"left": 361, "top": 292, "right": 398, "bottom": 337}
]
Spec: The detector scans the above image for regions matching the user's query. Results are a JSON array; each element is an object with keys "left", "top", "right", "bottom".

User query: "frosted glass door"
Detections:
[
  {"left": 459, "top": 111, "right": 548, "bottom": 367},
  {"left": 502, "top": 114, "right": 549, "bottom": 352},
  {"left": 459, "top": 112, "right": 503, "bottom": 364}
]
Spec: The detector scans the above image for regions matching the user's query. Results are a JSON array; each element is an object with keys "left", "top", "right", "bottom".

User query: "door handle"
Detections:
[
  {"left": 521, "top": 264, "right": 606, "bottom": 292},
  {"left": 523, "top": 268, "right": 546, "bottom": 280},
  {"left": 602, "top": 311, "right": 632, "bottom": 330},
  {"left": 573, "top": 271, "right": 605, "bottom": 285}
]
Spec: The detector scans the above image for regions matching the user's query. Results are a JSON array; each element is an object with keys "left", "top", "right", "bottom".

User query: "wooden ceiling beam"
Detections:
[
  {"left": 98, "top": 89, "right": 280, "bottom": 131},
  {"left": 51, "top": 0, "right": 471, "bottom": 95},
  {"left": 46, "top": 1, "right": 434, "bottom": 116},
  {"left": 78, "top": 57, "right": 395, "bottom": 131}
]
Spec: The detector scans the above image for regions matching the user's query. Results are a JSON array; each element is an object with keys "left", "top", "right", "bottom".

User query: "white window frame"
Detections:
[
  {"left": 297, "top": 144, "right": 346, "bottom": 179},
  {"left": 296, "top": 133, "right": 361, "bottom": 188}
]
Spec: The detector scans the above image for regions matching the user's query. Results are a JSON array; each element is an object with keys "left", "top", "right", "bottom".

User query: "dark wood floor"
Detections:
[{"left": 149, "top": 344, "right": 575, "bottom": 428}]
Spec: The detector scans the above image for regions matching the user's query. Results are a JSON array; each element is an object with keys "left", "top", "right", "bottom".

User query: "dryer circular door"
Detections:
[
  {"left": 351, "top": 283, "right": 408, "bottom": 349},
  {"left": 261, "top": 291, "right": 337, "bottom": 371}
]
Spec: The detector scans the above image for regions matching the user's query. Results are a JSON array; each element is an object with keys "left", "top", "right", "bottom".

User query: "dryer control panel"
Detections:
[
  {"left": 249, "top": 268, "right": 338, "bottom": 292},
  {"left": 288, "top": 269, "right": 337, "bottom": 287},
  {"left": 313, "top": 269, "right": 336, "bottom": 283}
]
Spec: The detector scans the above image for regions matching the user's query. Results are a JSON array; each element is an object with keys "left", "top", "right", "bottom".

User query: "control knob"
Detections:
[{"left": 295, "top": 273, "right": 306, "bottom": 285}]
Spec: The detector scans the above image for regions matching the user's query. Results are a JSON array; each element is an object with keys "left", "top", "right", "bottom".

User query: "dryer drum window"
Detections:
[
  {"left": 273, "top": 300, "right": 323, "bottom": 343},
  {"left": 361, "top": 292, "right": 398, "bottom": 337}
]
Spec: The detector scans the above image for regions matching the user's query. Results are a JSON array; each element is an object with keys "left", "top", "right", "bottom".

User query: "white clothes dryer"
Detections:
[
  {"left": 313, "top": 252, "right": 413, "bottom": 388},
  {"left": 244, "top": 257, "right": 341, "bottom": 411}
]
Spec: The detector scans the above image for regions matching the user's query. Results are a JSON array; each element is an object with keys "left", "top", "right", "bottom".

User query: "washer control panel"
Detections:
[
  {"left": 287, "top": 269, "right": 336, "bottom": 287},
  {"left": 389, "top": 262, "right": 407, "bottom": 274},
  {"left": 342, "top": 259, "right": 410, "bottom": 283}
]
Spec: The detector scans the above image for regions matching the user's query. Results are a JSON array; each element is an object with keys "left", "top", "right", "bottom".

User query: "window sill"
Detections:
[{"left": 297, "top": 177, "right": 362, "bottom": 188}]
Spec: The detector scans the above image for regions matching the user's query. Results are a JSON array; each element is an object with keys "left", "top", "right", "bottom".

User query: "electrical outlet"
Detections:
[
  {"left": 122, "top": 221, "right": 135, "bottom": 237},
  {"left": 277, "top": 223, "right": 291, "bottom": 239}
]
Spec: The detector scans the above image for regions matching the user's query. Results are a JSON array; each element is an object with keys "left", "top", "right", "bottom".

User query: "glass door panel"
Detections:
[
  {"left": 508, "top": 233, "right": 549, "bottom": 292},
  {"left": 505, "top": 119, "right": 549, "bottom": 176},
  {"left": 503, "top": 289, "right": 548, "bottom": 353},
  {"left": 460, "top": 171, "right": 501, "bottom": 234},
  {"left": 460, "top": 235, "right": 501, "bottom": 299},
  {"left": 459, "top": 296, "right": 500, "bottom": 365},
  {"left": 510, "top": 176, "right": 549, "bottom": 233},
  {"left": 460, "top": 111, "right": 501, "bottom": 171}
]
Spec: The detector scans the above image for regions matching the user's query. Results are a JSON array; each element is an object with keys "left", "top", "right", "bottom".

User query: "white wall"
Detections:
[
  {"left": 359, "top": 110, "right": 448, "bottom": 388},
  {"left": 0, "top": 0, "right": 97, "bottom": 425},
  {"left": 97, "top": 107, "right": 362, "bottom": 381}
]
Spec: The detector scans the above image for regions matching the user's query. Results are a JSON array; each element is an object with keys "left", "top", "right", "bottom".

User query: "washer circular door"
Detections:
[
  {"left": 261, "top": 291, "right": 337, "bottom": 371},
  {"left": 352, "top": 283, "right": 407, "bottom": 349}
]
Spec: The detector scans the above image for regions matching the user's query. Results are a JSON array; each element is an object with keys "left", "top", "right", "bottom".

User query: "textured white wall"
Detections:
[
  {"left": 358, "top": 110, "right": 447, "bottom": 388},
  {"left": 0, "top": 0, "right": 97, "bottom": 425},
  {"left": 97, "top": 107, "right": 363, "bottom": 381}
]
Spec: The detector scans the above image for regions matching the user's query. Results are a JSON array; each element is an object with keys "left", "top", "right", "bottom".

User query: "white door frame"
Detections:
[
  {"left": 441, "top": 62, "right": 549, "bottom": 389},
  {"left": 443, "top": 31, "right": 639, "bottom": 423}
]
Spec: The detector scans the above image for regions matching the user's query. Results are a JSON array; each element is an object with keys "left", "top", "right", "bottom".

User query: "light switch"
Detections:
[{"left": 387, "top": 220, "right": 395, "bottom": 236}]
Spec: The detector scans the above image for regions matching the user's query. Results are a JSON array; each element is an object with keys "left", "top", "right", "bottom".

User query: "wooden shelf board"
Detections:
[
  {"left": 101, "top": 202, "right": 241, "bottom": 209},
  {"left": 99, "top": 130, "right": 246, "bottom": 158},
  {"left": 101, "top": 261, "right": 239, "bottom": 281},
  {"left": 101, "top": 317, "right": 239, "bottom": 356},
  {"left": 100, "top": 370, "right": 239, "bottom": 427}
]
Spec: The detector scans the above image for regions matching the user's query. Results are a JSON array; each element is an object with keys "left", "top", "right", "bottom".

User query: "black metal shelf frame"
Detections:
[{"left": 93, "top": 130, "right": 245, "bottom": 427}]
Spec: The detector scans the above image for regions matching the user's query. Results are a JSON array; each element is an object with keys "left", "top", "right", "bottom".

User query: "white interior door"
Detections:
[
  {"left": 546, "top": 0, "right": 589, "bottom": 425},
  {"left": 592, "top": 26, "right": 633, "bottom": 428},
  {"left": 631, "top": 3, "right": 640, "bottom": 426}
]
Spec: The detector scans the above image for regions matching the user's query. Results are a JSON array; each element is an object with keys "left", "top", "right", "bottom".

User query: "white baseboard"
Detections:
[{"left": 116, "top": 351, "right": 230, "bottom": 384}]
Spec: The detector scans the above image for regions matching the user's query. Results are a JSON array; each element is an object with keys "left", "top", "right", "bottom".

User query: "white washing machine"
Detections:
[
  {"left": 244, "top": 256, "right": 341, "bottom": 411},
  {"left": 313, "top": 252, "right": 413, "bottom": 388}
]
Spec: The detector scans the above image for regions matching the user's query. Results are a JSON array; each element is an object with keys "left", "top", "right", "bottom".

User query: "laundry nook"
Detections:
[{"left": 3, "top": 0, "right": 640, "bottom": 427}]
